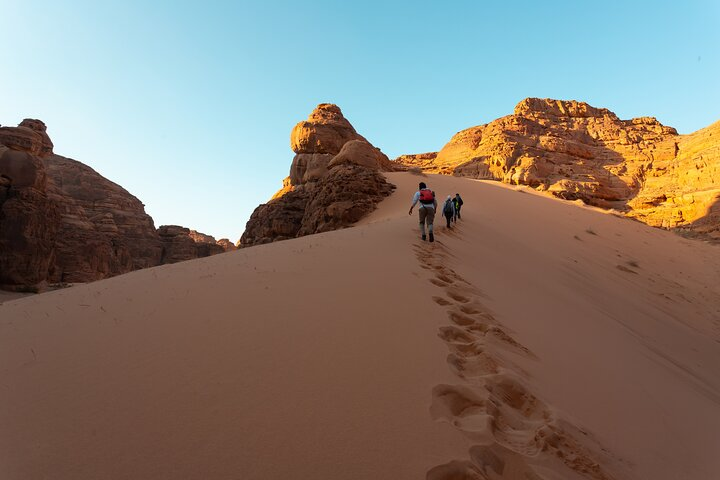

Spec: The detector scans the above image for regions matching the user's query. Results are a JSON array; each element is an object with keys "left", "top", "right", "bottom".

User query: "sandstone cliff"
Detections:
[
  {"left": 392, "top": 152, "right": 443, "bottom": 173},
  {"left": 0, "top": 120, "right": 229, "bottom": 291},
  {"left": 43, "top": 154, "right": 163, "bottom": 283},
  {"left": 394, "top": 98, "right": 719, "bottom": 242},
  {"left": 158, "top": 225, "right": 235, "bottom": 264},
  {"left": 0, "top": 122, "right": 59, "bottom": 289},
  {"left": 240, "top": 104, "right": 395, "bottom": 247}
]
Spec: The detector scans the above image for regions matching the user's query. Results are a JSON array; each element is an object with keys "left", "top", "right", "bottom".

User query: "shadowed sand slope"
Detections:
[{"left": 2, "top": 173, "right": 719, "bottom": 480}]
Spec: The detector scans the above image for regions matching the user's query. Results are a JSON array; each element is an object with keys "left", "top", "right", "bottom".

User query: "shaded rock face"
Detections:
[
  {"left": 241, "top": 164, "right": 394, "bottom": 245},
  {"left": 158, "top": 226, "right": 227, "bottom": 264},
  {"left": 1, "top": 120, "right": 231, "bottom": 291},
  {"left": 43, "top": 155, "right": 163, "bottom": 283},
  {"left": 240, "top": 104, "right": 395, "bottom": 247},
  {"left": 0, "top": 142, "right": 59, "bottom": 290},
  {"left": 396, "top": 98, "right": 719, "bottom": 242}
]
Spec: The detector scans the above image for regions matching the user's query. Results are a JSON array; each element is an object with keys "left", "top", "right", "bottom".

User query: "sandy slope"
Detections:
[{"left": 1, "top": 172, "right": 719, "bottom": 479}]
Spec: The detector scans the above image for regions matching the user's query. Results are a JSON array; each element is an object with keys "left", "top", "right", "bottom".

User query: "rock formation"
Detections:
[
  {"left": 43, "top": 154, "right": 163, "bottom": 283},
  {"left": 392, "top": 152, "right": 443, "bottom": 173},
  {"left": 240, "top": 104, "right": 395, "bottom": 247},
  {"left": 0, "top": 122, "right": 59, "bottom": 290},
  {"left": 158, "top": 225, "right": 233, "bottom": 264},
  {"left": 394, "top": 98, "right": 719, "bottom": 242},
  {"left": 0, "top": 119, "right": 230, "bottom": 291}
]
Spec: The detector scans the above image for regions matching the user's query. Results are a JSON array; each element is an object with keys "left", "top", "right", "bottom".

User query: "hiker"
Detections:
[
  {"left": 453, "top": 193, "right": 464, "bottom": 221},
  {"left": 442, "top": 195, "right": 455, "bottom": 228},
  {"left": 409, "top": 182, "right": 437, "bottom": 242}
]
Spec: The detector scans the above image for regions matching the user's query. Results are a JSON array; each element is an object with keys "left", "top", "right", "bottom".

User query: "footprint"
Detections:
[
  {"left": 616, "top": 264, "right": 638, "bottom": 274},
  {"left": 449, "top": 341, "right": 486, "bottom": 358},
  {"left": 447, "top": 352, "right": 500, "bottom": 377},
  {"left": 535, "top": 424, "right": 614, "bottom": 480},
  {"left": 485, "top": 376, "right": 547, "bottom": 421},
  {"left": 430, "top": 384, "right": 494, "bottom": 441},
  {"left": 426, "top": 460, "right": 485, "bottom": 480},
  {"left": 448, "top": 310, "right": 484, "bottom": 328},
  {"left": 485, "top": 327, "right": 532, "bottom": 356},
  {"left": 436, "top": 273, "right": 454, "bottom": 284},
  {"left": 459, "top": 305, "right": 497, "bottom": 324},
  {"left": 447, "top": 291, "right": 471, "bottom": 303},
  {"left": 430, "top": 384, "right": 487, "bottom": 420},
  {"left": 433, "top": 296, "right": 453, "bottom": 306},
  {"left": 431, "top": 278, "right": 450, "bottom": 287},
  {"left": 468, "top": 444, "right": 545, "bottom": 480},
  {"left": 459, "top": 305, "right": 482, "bottom": 315},
  {"left": 438, "top": 326, "right": 476, "bottom": 345}
]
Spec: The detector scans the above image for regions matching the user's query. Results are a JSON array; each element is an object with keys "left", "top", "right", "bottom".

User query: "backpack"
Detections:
[
  {"left": 419, "top": 189, "right": 435, "bottom": 205},
  {"left": 443, "top": 200, "right": 454, "bottom": 216},
  {"left": 456, "top": 195, "right": 464, "bottom": 206}
]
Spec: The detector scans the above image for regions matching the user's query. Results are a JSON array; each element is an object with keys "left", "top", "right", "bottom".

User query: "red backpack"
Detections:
[{"left": 419, "top": 188, "right": 434, "bottom": 204}]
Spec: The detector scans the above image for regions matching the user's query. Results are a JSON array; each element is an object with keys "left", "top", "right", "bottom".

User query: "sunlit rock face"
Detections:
[
  {"left": 240, "top": 104, "right": 396, "bottom": 247},
  {"left": 392, "top": 152, "right": 443, "bottom": 173},
  {"left": 394, "top": 98, "right": 719, "bottom": 242}
]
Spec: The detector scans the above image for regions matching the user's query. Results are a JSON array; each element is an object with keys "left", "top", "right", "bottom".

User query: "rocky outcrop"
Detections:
[
  {"left": 216, "top": 238, "right": 237, "bottom": 252},
  {"left": 395, "top": 98, "right": 719, "bottom": 242},
  {"left": 0, "top": 127, "right": 59, "bottom": 290},
  {"left": 240, "top": 104, "right": 395, "bottom": 247},
  {"left": 241, "top": 164, "right": 394, "bottom": 245},
  {"left": 1, "top": 119, "right": 230, "bottom": 291},
  {"left": 392, "top": 152, "right": 443, "bottom": 173},
  {"left": 43, "top": 155, "right": 163, "bottom": 283},
  {"left": 626, "top": 120, "right": 720, "bottom": 241},
  {"left": 158, "top": 226, "right": 228, "bottom": 264}
]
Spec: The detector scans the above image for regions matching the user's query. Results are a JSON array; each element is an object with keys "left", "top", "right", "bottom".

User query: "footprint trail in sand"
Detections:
[{"left": 414, "top": 228, "right": 622, "bottom": 480}]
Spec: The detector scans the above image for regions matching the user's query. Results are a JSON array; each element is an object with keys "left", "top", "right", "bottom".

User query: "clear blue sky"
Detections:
[{"left": 2, "top": 1, "right": 718, "bottom": 241}]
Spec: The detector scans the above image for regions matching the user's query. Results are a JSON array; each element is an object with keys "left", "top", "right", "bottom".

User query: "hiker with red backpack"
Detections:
[{"left": 409, "top": 182, "right": 437, "bottom": 242}]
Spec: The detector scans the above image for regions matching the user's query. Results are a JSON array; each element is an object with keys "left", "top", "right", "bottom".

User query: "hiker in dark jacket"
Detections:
[
  {"left": 453, "top": 193, "right": 464, "bottom": 221},
  {"left": 442, "top": 195, "right": 455, "bottom": 228}
]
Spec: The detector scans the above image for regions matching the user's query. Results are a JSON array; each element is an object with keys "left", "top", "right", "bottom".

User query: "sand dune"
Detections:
[{"left": 1, "top": 173, "right": 719, "bottom": 479}]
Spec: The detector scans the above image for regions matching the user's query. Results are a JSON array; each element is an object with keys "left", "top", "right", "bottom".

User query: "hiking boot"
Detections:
[
  {"left": 421, "top": 234, "right": 426, "bottom": 241},
  {"left": 429, "top": 232, "right": 434, "bottom": 242}
]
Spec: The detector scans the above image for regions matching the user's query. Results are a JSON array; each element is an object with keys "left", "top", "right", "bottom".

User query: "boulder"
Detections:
[{"left": 290, "top": 103, "right": 365, "bottom": 155}]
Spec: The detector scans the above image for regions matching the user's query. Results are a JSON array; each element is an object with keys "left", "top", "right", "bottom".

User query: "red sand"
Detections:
[{"left": 1, "top": 173, "right": 719, "bottom": 479}]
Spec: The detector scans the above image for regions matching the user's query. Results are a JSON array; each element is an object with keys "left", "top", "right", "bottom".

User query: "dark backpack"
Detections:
[{"left": 443, "top": 200, "right": 454, "bottom": 216}]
